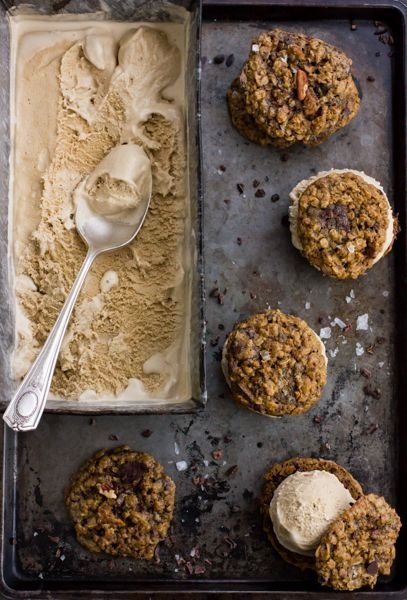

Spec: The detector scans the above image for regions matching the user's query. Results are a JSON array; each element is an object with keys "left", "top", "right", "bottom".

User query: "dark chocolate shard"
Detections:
[
  {"left": 118, "top": 461, "right": 147, "bottom": 485},
  {"left": 366, "top": 560, "right": 378, "bottom": 576},
  {"left": 319, "top": 203, "right": 350, "bottom": 231}
]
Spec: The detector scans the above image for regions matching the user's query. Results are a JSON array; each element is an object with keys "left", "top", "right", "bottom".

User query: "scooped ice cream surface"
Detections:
[
  {"left": 74, "top": 144, "right": 152, "bottom": 225},
  {"left": 269, "top": 470, "right": 355, "bottom": 556}
]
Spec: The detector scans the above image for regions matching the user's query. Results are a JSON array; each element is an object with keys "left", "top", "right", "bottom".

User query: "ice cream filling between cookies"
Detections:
[{"left": 9, "top": 14, "right": 193, "bottom": 404}]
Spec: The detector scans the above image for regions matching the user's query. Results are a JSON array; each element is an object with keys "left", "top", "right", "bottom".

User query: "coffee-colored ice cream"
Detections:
[
  {"left": 269, "top": 470, "right": 355, "bottom": 556},
  {"left": 10, "top": 16, "right": 191, "bottom": 403}
]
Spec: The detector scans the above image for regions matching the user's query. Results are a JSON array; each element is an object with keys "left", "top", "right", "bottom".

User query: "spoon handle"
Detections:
[{"left": 3, "top": 251, "right": 98, "bottom": 432}]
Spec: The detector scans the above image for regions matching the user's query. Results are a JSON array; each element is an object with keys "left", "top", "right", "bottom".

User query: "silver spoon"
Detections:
[{"left": 3, "top": 163, "right": 152, "bottom": 432}]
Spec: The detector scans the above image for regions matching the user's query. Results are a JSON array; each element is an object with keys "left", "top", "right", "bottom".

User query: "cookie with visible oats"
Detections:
[
  {"left": 289, "top": 169, "right": 398, "bottom": 279},
  {"left": 65, "top": 446, "right": 175, "bottom": 560},
  {"left": 227, "top": 75, "right": 282, "bottom": 147},
  {"left": 222, "top": 309, "right": 327, "bottom": 417},
  {"left": 316, "top": 494, "right": 401, "bottom": 591},
  {"left": 259, "top": 457, "right": 363, "bottom": 571},
  {"left": 241, "top": 29, "right": 360, "bottom": 147}
]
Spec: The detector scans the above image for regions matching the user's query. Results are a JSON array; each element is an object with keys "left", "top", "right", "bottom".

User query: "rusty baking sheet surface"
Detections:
[{"left": 1, "top": 0, "right": 407, "bottom": 597}]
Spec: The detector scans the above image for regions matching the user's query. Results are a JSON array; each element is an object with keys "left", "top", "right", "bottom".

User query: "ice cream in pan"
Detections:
[{"left": 9, "top": 15, "right": 192, "bottom": 404}]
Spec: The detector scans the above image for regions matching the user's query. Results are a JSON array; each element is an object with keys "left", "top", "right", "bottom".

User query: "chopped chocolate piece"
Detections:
[
  {"left": 363, "top": 385, "right": 381, "bottom": 399},
  {"left": 366, "top": 560, "right": 379, "bottom": 575},
  {"left": 253, "top": 179, "right": 260, "bottom": 188},
  {"left": 210, "top": 287, "right": 220, "bottom": 298},
  {"left": 360, "top": 367, "right": 372, "bottom": 379},
  {"left": 255, "top": 188, "right": 266, "bottom": 198},
  {"left": 210, "top": 336, "right": 220, "bottom": 347},
  {"left": 237, "top": 183, "right": 245, "bottom": 194},
  {"left": 219, "top": 164, "right": 226, "bottom": 172},
  {"left": 271, "top": 193, "right": 280, "bottom": 202},
  {"left": 194, "top": 564, "right": 206, "bottom": 574},
  {"left": 185, "top": 561, "right": 194, "bottom": 574},
  {"left": 236, "top": 237, "right": 242, "bottom": 245},
  {"left": 108, "top": 434, "right": 119, "bottom": 441},
  {"left": 225, "top": 54, "right": 235, "bottom": 67},
  {"left": 319, "top": 204, "right": 350, "bottom": 231},
  {"left": 257, "top": 442, "right": 263, "bottom": 448},
  {"left": 213, "top": 54, "right": 225, "bottom": 64},
  {"left": 280, "top": 153, "right": 289, "bottom": 162},
  {"left": 117, "top": 460, "right": 148, "bottom": 485},
  {"left": 367, "top": 423, "right": 379, "bottom": 434},
  {"left": 218, "top": 293, "right": 225, "bottom": 305},
  {"left": 366, "top": 75, "right": 376, "bottom": 82},
  {"left": 225, "top": 465, "right": 238, "bottom": 477},
  {"left": 141, "top": 429, "right": 152, "bottom": 438},
  {"left": 313, "top": 415, "right": 323, "bottom": 424},
  {"left": 218, "top": 323, "right": 225, "bottom": 330}
]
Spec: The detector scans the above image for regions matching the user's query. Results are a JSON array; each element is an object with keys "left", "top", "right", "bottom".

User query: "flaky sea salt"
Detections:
[
  {"left": 252, "top": 44, "right": 259, "bottom": 52},
  {"left": 356, "top": 342, "right": 364, "bottom": 356},
  {"left": 356, "top": 314, "right": 369, "bottom": 331},
  {"left": 382, "top": 290, "right": 389, "bottom": 297},
  {"left": 305, "top": 301, "right": 311, "bottom": 310},
  {"left": 319, "top": 327, "right": 331, "bottom": 339},
  {"left": 174, "top": 441, "right": 180, "bottom": 455},
  {"left": 329, "top": 348, "right": 339, "bottom": 358},
  {"left": 176, "top": 461, "right": 188, "bottom": 472}
]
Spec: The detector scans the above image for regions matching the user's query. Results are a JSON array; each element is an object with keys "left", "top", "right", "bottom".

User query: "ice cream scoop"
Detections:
[
  {"left": 4, "top": 145, "right": 152, "bottom": 431},
  {"left": 74, "top": 144, "right": 152, "bottom": 224},
  {"left": 269, "top": 470, "right": 355, "bottom": 556}
]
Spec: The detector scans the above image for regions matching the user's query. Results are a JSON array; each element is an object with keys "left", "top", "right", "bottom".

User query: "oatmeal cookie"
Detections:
[
  {"left": 259, "top": 457, "right": 363, "bottom": 570},
  {"left": 289, "top": 169, "right": 398, "bottom": 279},
  {"left": 65, "top": 446, "right": 176, "bottom": 560},
  {"left": 316, "top": 494, "right": 401, "bottom": 590},
  {"left": 222, "top": 309, "right": 327, "bottom": 417},
  {"left": 241, "top": 29, "right": 360, "bottom": 147}
]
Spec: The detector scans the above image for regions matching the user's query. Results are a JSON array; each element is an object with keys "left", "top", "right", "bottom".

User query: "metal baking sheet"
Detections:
[
  {"left": 0, "top": 0, "right": 205, "bottom": 415},
  {"left": 1, "top": 0, "right": 407, "bottom": 597}
]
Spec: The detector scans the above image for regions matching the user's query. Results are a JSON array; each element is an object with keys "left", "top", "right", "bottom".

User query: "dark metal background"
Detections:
[{"left": 1, "top": 0, "right": 407, "bottom": 597}]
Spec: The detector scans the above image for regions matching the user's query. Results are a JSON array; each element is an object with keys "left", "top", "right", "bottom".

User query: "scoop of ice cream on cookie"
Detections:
[{"left": 269, "top": 470, "right": 355, "bottom": 555}]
